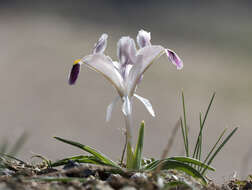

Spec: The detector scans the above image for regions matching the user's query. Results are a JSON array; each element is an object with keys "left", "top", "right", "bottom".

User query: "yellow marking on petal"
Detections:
[{"left": 73, "top": 59, "right": 81, "bottom": 65}]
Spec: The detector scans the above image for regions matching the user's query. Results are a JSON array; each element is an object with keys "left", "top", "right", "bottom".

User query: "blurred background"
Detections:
[{"left": 0, "top": 0, "right": 251, "bottom": 183}]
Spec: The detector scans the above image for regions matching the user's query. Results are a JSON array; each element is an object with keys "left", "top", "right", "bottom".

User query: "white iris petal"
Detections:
[
  {"left": 134, "top": 94, "right": 155, "bottom": 117},
  {"left": 106, "top": 96, "right": 120, "bottom": 122},
  {"left": 71, "top": 30, "right": 183, "bottom": 123}
]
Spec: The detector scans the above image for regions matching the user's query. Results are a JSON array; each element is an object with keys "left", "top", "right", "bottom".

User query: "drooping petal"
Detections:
[
  {"left": 81, "top": 54, "right": 125, "bottom": 97},
  {"left": 68, "top": 61, "right": 81, "bottom": 85},
  {"left": 166, "top": 49, "right": 183, "bottom": 70},
  {"left": 127, "top": 45, "right": 183, "bottom": 96},
  {"left": 136, "top": 30, "right": 151, "bottom": 48},
  {"left": 106, "top": 96, "right": 120, "bottom": 122},
  {"left": 117, "top": 36, "right": 137, "bottom": 66},
  {"left": 93, "top": 33, "right": 108, "bottom": 54},
  {"left": 134, "top": 94, "right": 155, "bottom": 117},
  {"left": 127, "top": 45, "right": 165, "bottom": 96},
  {"left": 122, "top": 96, "right": 132, "bottom": 116}
]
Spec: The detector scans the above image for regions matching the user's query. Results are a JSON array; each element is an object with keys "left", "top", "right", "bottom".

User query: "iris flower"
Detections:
[{"left": 68, "top": 29, "right": 183, "bottom": 150}]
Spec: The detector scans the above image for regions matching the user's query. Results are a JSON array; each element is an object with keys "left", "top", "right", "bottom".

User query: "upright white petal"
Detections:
[
  {"left": 93, "top": 33, "right": 108, "bottom": 54},
  {"left": 134, "top": 94, "right": 155, "bottom": 117},
  {"left": 136, "top": 30, "right": 151, "bottom": 48},
  {"left": 81, "top": 54, "right": 125, "bottom": 97},
  {"left": 117, "top": 37, "right": 137, "bottom": 66},
  {"left": 127, "top": 45, "right": 165, "bottom": 96},
  {"left": 122, "top": 96, "right": 132, "bottom": 116},
  {"left": 106, "top": 96, "right": 120, "bottom": 122}
]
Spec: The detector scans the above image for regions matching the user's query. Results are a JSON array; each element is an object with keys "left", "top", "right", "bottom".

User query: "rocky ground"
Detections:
[{"left": 0, "top": 157, "right": 251, "bottom": 190}]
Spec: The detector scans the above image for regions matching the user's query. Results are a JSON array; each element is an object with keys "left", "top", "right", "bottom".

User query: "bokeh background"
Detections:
[{"left": 0, "top": 0, "right": 251, "bottom": 183}]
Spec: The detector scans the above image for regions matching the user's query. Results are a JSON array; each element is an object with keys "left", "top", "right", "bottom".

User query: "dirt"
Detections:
[{"left": 0, "top": 158, "right": 251, "bottom": 190}]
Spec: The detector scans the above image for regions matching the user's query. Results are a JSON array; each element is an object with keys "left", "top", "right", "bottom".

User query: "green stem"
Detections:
[{"left": 123, "top": 98, "right": 134, "bottom": 169}]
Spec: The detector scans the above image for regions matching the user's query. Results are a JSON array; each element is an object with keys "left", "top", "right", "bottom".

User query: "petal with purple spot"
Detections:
[
  {"left": 93, "top": 33, "right": 108, "bottom": 54},
  {"left": 68, "top": 63, "right": 81, "bottom": 85},
  {"left": 166, "top": 49, "right": 183, "bottom": 70}
]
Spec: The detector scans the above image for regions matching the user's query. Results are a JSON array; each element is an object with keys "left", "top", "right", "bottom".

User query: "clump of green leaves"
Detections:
[
  {"left": 180, "top": 92, "right": 238, "bottom": 175},
  {"left": 52, "top": 121, "right": 213, "bottom": 185},
  {"left": 51, "top": 92, "right": 237, "bottom": 187}
]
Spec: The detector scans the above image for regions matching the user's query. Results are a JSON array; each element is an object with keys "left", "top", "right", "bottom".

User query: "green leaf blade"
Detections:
[
  {"left": 168, "top": 156, "right": 215, "bottom": 171},
  {"left": 148, "top": 159, "right": 207, "bottom": 185},
  {"left": 202, "top": 127, "right": 238, "bottom": 175},
  {"left": 126, "top": 142, "right": 134, "bottom": 169},
  {"left": 54, "top": 137, "right": 119, "bottom": 168},
  {"left": 132, "top": 121, "right": 145, "bottom": 170},
  {"left": 51, "top": 155, "right": 104, "bottom": 167}
]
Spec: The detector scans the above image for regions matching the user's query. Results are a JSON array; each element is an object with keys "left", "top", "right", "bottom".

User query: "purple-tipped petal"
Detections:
[
  {"left": 93, "top": 33, "right": 108, "bottom": 54},
  {"left": 166, "top": 49, "right": 183, "bottom": 70},
  {"left": 136, "top": 30, "right": 151, "bottom": 48},
  {"left": 68, "top": 63, "right": 81, "bottom": 85}
]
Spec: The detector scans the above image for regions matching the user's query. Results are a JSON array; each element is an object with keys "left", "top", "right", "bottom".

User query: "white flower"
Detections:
[{"left": 68, "top": 30, "right": 183, "bottom": 122}]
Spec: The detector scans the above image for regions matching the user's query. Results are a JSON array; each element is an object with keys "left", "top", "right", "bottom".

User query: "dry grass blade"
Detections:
[{"left": 154, "top": 119, "right": 181, "bottom": 175}]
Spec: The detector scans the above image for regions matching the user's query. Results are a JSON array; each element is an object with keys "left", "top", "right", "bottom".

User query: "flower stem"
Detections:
[
  {"left": 124, "top": 110, "right": 134, "bottom": 169},
  {"left": 124, "top": 113, "right": 133, "bottom": 147}
]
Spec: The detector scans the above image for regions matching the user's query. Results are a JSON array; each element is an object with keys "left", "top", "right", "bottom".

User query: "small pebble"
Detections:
[
  {"left": 130, "top": 172, "right": 147, "bottom": 184},
  {"left": 95, "top": 181, "right": 114, "bottom": 190},
  {"left": 0, "top": 168, "right": 15, "bottom": 176},
  {"left": 82, "top": 168, "right": 95, "bottom": 178},
  {"left": 63, "top": 160, "right": 81, "bottom": 170},
  {"left": 120, "top": 186, "right": 136, "bottom": 190}
]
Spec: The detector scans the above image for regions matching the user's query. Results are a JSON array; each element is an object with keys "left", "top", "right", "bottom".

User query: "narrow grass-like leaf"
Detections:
[
  {"left": 0, "top": 153, "right": 26, "bottom": 164},
  {"left": 54, "top": 137, "right": 119, "bottom": 168},
  {"left": 181, "top": 91, "right": 189, "bottom": 157},
  {"left": 201, "top": 92, "right": 215, "bottom": 130},
  {"left": 198, "top": 113, "right": 203, "bottom": 161},
  {"left": 180, "top": 118, "right": 187, "bottom": 155},
  {"left": 168, "top": 157, "right": 215, "bottom": 171},
  {"left": 149, "top": 159, "right": 207, "bottom": 185},
  {"left": 193, "top": 93, "right": 215, "bottom": 159},
  {"left": 193, "top": 113, "right": 203, "bottom": 160},
  {"left": 51, "top": 155, "right": 104, "bottom": 167},
  {"left": 132, "top": 121, "right": 144, "bottom": 170},
  {"left": 200, "top": 128, "right": 227, "bottom": 174},
  {"left": 196, "top": 113, "right": 203, "bottom": 171},
  {"left": 201, "top": 127, "right": 238, "bottom": 175},
  {"left": 143, "top": 160, "right": 160, "bottom": 170}
]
